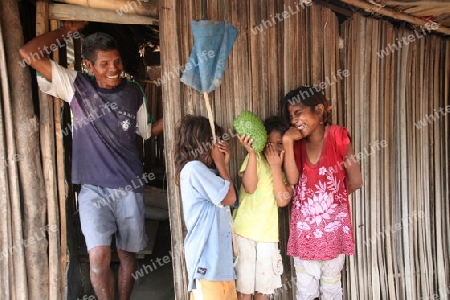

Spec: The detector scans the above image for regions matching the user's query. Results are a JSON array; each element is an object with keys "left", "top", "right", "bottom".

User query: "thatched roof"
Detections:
[
  {"left": 379, "top": 0, "right": 450, "bottom": 27},
  {"left": 44, "top": 0, "right": 450, "bottom": 36},
  {"left": 322, "top": 0, "right": 450, "bottom": 35}
]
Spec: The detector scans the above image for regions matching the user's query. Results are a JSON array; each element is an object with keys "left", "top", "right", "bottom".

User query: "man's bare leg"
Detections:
[
  {"left": 117, "top": 249, "right": 137, "bottom": 300},
  {"left": 89, "top": 246, "right": 114, "bottom": 300}
]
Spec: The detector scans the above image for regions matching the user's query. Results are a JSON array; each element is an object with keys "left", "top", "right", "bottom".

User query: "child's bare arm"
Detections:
[
  {"left": 238, "top": 134, "right": 258, "bottom": 194},
  {"left": 282, "top": 127, "right": 302, "bottom": 185},
  {"left": 211, "top": 142, "right": 236, "bottom": 206},
  {"left": 344, "top": 144, "right": 363, "bottom": 194},
  {"left": 265, "top": 144, "right": 294, "bottom": 207}
]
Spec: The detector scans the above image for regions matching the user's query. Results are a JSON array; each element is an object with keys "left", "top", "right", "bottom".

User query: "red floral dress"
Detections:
[{"left": 287, "top": 125, "right": 355, "bottom": 260}]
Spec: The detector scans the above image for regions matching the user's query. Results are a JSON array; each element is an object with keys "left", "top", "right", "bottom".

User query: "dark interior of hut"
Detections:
[{"left": 19, "top": 3, "right": 173, "bottom": 296}]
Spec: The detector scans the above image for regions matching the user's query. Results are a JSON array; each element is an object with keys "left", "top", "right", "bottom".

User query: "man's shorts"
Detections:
[
  {"left": 234, "top": 235, "right": 283, "bottom": 295},
  {"left": 78, "top": 184, "right": 147, "bottom": 253},
  {"left": 190, "top": 279, "right": 237, "bottom": 300}
]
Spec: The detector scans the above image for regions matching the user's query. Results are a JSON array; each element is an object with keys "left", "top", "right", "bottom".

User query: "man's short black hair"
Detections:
[{"left": 82, "top": 32, "right": 119, "bottom": 63}]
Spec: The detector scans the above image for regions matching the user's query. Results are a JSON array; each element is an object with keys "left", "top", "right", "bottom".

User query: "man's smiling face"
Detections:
[{"left": 84, "top": 49, "right": 123, "bottom": 89}]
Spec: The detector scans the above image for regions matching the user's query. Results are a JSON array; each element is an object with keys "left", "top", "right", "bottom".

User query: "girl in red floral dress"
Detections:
[{"left": 280, "top": 86, "right": 363, "bottom": 300}]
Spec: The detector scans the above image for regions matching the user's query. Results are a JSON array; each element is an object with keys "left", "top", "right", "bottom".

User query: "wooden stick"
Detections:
[
  {"left": 50, "top": 18, "right": 65, "bottom": 300},
  {"left": 443, "top": 41, "right": 450, "bottom": 296},
  {"left": 203, "top": 93, "right": 217, "bottom": 144},
  {"left": 337, "top": 0, "right": 450, "bottom": 35},
  {"left": 382, "top": 21, "right": 396, "bottom": 300},
  {"left": 51, "top": 16, "right": 69, "bottom": 286},
  {"left": 431, "top": 35, "right": 446, "bottom": 297},
  {"left": 0, "top": 20, "right": 13, "bottom": 300}
]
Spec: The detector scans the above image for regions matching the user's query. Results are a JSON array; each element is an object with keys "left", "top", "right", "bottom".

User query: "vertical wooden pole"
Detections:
[
  {"left": 50, "top": 18, "right": 67, "bottom": 298},
  {"left": 36, "top": 2, "right": 58, "bottom": 299},
  {"left": 159, "top": 0, "right": 188, "bottom": 299},
  {"left": 0, "top": 18, "right": 26, "bottom": 300},
  {"left": 1, "top": 0, "right": 49, "bottom": 298},
  {"left": 0, "top": 88, "right": 12, "bottom": 299}
]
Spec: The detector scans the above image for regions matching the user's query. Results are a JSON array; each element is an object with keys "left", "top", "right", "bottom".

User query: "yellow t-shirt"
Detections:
[{"left": 233, "top": 153, "right": 280, "bottom": 242}]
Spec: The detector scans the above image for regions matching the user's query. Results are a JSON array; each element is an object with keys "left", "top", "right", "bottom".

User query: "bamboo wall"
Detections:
[
  {"left": 160, "top": 0, "right": 450, "bottom": 299},
  {"left": 342, "top": 14, "right": 450, "bottom": 299},
  {"left": 161, "top": 0, "right": 343, "bottom": 299}
]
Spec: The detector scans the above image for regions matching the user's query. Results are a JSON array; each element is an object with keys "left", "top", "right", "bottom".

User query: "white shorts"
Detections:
[
  {"left": 234, "top": 235, "right": 283, "bottom": 295},
  {"left": 294, "top": 254, "right": 346, "bottom": 300}
]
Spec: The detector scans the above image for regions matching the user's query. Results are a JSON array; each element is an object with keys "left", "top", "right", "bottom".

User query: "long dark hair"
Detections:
[
  {"left": 174, "top": 115, "right": 224, "bottom": 185},
  {"left": 279, "top": 86, "right": 331, "bottom": 126}
]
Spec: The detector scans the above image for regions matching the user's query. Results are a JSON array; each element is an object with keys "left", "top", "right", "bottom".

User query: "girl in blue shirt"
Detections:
[{"left": 175, "top": 115, "right": 237, "bottom": 300}]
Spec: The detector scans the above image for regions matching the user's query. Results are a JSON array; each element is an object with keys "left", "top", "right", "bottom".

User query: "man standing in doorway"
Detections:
[{"left": 20, "top": 21, "right": 163, "bottom": 300}]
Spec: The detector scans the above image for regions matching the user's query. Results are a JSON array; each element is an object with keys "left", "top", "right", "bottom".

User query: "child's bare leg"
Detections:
[
  {"left": 237, "top": 292, "right": 252, "bottom": 300},
  {"left": 254, "top": 292, "right": 270, "bottom": 300}
]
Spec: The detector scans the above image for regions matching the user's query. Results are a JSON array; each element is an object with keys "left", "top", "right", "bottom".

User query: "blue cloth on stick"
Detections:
[{"left": 181, "top": 20, "right": 238, "bottom": 93}]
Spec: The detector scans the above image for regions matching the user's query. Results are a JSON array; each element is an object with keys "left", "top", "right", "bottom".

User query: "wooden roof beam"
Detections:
[
  {"left": 49, "top": 4, "right": 159, "bottom": 25},
  {"left": 338, "top": 0, "right": 450, "bottom": 35},
  {"left": 53, "top": 0, "right": 158, "bottom": 18}
]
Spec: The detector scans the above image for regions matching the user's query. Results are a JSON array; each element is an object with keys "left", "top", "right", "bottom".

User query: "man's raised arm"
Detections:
[{"left": 19, "top": 21, "right": 87, "bottom": 82}]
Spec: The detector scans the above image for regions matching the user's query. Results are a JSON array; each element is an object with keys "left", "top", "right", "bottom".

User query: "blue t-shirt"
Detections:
[
  {"left": 37, "top": 61, "right": 152, "bottom": 192},
  {"left": 180, "top": 160, "right": 235, "bottom": 291},
  {"left": 70, "top": 75, "right": 143, "bottom": 191}
]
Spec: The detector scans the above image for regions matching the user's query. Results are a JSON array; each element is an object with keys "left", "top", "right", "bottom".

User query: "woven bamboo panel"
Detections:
[
  {"left": 160, "top": 1, "right": 449, "bottom": 299},
  {"left": 341, "top": 13, "right": 450, "bottom": 300}
]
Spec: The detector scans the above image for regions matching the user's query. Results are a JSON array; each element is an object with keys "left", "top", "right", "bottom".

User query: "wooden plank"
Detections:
[
  {"left": 159, "top": 0, "right": 187, "bottom": 298},
  {"left": 0, "top": 17, "right": 16, "bottom": 300},
  {"left": 0, "top": 96, "right": 12, "bottom": 299},
  {"left": 358, "top": 13, "right": 368, "bottom": 300},
  {"left": 420, "top": 33, "right": 430, "bottom": 299},
  {"left": 36, "top": 3, "right": 60, "bottom": 300},
  {"left": 444, "top": 40, "right": 450, "bottom": 299},
  {"left": 369, "top": 18, "right": 381, "bottom": 300},
  {"left": 310, "top": 4, "right": 322, "bottom": 84},
  {"left": 267, "top": 0, "right": 278, "bottom": 115},
  {"left": 364, "top": 14, "right": 372, "bottom": 299},
  {"left": 383, "top": 21, "right": 397, "bottom": 300},
  {"left": 431, "top": 35, "right": 446, "bottom": 297},
  {"left": 398, "top": 25, "right": 414, "bottom": 299},
  {"left": 49, "top": 4, "right": 158, "bottom": 25},
  {"left": 303, "top": 2, "right": 310, "bottom": 84},
  {"left": 249, "top": 0, "right": 259, "bottom": 115},
  {"left": 53, "top": 0, "right": 158, "bottom": 18},
  {"left": 50, "top": 18, "right": 68, "bottom": 299},
  {"left": 343, "top": 16, "right": 358, "bottom": 300}
]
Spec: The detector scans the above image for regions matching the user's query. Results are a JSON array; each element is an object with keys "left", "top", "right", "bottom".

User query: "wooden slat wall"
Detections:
[
  {"left": 161, "top": 1, "right": 341, "bottom": 299},
  {"left": 160, "top": 0, "right": 449, "bottom": 299},
  {"left": 174, "top": 1, "right": 341, "bottom": 196},
  {"left": 341, "top": 13, "right": 450, "bottom": 299}
]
